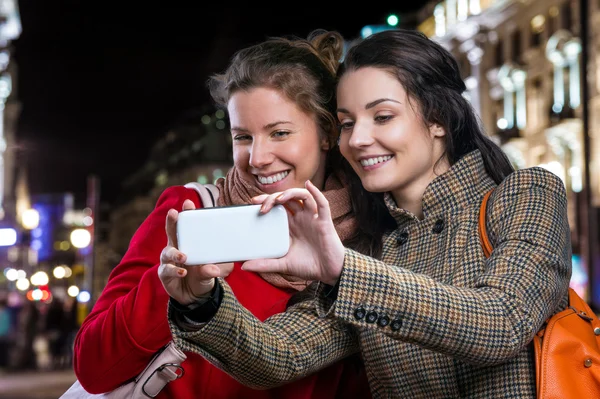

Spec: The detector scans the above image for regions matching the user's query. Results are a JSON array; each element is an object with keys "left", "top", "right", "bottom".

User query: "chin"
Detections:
[{"left": 362, "top": 181, "right": 389, "bottom": 194}]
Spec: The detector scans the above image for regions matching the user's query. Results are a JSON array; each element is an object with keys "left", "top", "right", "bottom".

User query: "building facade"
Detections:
[{"left": 415, "top": 0, "right": 599, "bottom": 303}]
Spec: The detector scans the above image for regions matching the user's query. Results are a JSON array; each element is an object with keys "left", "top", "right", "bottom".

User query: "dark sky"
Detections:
[{"left": 13, "top": 2, "right": 426, "bottom": 205}]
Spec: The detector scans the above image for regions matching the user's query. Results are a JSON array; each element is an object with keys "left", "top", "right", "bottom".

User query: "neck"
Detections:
[{"left": 390, "top": 158, "right": 450, "bottom": 219}]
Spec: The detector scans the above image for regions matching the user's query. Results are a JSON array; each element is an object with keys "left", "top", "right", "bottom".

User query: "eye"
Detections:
[
  {"left": 338, "top": 121, "right": 354, "bottom": 132},
  {"left": 375, "top": 115, "right": 394, "bottom": 124},
  {"left": 233, "top": 134, "right": 251, "bottom": 142},
  {"left": 272, "top": 130, "right": 290, "bottom": 138}
]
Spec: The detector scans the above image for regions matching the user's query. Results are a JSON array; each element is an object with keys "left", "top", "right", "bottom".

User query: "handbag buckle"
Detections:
[{"left": 142, "top": 363, "right": 185, "bottom": 398}]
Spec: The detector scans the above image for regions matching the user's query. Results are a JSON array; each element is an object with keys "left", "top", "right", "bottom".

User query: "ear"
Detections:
[
  {"left": 429, "top": 124, "right": 446, "bottom": 138},
  {"left": 321, "top": 137, "right": 331, "bottom": 151}
]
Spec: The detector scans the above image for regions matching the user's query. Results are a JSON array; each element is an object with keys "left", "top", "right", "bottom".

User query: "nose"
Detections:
[
  {"left": 347, "top": 120, "right": 374, "bottom": 149},
  {"left": 248, "top": 138, "right": 274, "bottom": 169}
]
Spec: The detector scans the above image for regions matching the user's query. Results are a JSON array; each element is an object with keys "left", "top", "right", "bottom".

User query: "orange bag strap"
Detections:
[{"left": 478, "top": 189, "right": 495, "bottom": 259}]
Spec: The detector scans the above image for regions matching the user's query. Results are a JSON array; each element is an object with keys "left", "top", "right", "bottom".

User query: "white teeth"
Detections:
[
  {"left": 258, "top": 171, "right": 289, "bottom": 185},
  {"left": 360, "top": 155, "right": 392, "bottom": 167}
]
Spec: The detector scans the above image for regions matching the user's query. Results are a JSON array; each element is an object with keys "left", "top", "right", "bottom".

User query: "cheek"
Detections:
[
  {"left": 338, "top": 136, "right": 351, "bottom": 159},
  {"left": 232, "top": 147, "right": 249, "bottom": 169}
]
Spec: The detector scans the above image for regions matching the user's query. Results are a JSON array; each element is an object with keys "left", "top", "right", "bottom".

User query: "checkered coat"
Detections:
[{"left": 170, "top": 150, "right": 572, "bottom": 398}]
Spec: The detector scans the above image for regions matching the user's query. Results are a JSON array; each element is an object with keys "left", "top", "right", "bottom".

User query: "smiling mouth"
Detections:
[
  {"left": 359, "top": 155, "right": 393, "bottom": 167},
  {"left": 256, "top": 170, "right": 290, "bottom": 185}
]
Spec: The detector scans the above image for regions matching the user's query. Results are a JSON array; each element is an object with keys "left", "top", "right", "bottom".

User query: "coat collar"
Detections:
[{"left": 384, "top": 150, "right": 497, "bottom": 227}]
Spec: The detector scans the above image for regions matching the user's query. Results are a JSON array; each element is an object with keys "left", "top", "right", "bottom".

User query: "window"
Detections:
[
  {"left": 561, "top": 1, "right": 572, "bottom": 31},
  {"left": 511, "top": 29, "right": 522, "bottom": 62},
  {"left": 495, "top": 39, "right": 504, "bottom": 67},
  {"left": 530, "top": 15, "right": 545, "bottom": 48}
]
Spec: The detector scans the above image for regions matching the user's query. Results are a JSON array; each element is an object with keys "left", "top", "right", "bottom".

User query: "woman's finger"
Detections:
[
  {"left": 251, "top": 194, "right": 270, "bottom": 204},
  {"left": 161, "top": 245, "right": 186, "bottom": 265},
  {"left": 158, "top": 262, "right": 187, "bottom": 279},
  {"left": 182, "top": 199, "right": 196, "bottom": 211},
  {"left": 276, "top": 188, "right": 318, "bottom": 216},
  {"left": 259, "top": 192, "right": 284, "bottom": 214},
  {"left": 241, "top": 258, "right": 286, "bottom": 274},
  {"left": 282, "top": 199, "right": 303, "bottom": 216},
  {"left": 165, "top": 209, "right": 179, "bottom": 248},
  {"left": 189, "top": 263, "right": 224, "bottom": 280},
  {"left": 306, "top": 180, "right": 331, "bottom": 221}
]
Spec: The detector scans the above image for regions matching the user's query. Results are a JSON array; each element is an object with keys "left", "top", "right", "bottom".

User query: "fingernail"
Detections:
[
  {"left": 177, "top": 269, "right": 185, "bottom": 276},
  {"left": 276, "top": 194, "right": 285, "bottom": 200}
]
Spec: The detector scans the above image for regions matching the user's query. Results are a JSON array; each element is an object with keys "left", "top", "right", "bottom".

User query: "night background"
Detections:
[
  {"left": 3, "top": 1, "right": 600, "bottom": 397},
  {"left": 14, "top": 2, "right": 424, "bottom": 204}
]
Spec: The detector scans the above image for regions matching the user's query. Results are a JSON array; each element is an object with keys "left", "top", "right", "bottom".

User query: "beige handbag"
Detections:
[
  {"left": 60, "top": 182, "right": 219, "bottom": 398},
  {"left": 60, "top": 342, "right": 186, "bottom": 398}
]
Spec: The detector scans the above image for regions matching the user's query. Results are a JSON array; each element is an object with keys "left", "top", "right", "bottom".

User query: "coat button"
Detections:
[
  {"left": 365, "top": 311, "right": 378, "bottom": 324},
  {"left": 432, "top": 219, "right": 444, "bottom": 234},
  {"left": 390, "top": 318, "right": 403, "bottom": 331},
  {"left": 377, "top": 315, "right": 390, "bottom": 327},
  {"left": 397, "top": 232, "right": 409, "bottom": 245},
  {"left": 354, "top": 307, "right": 366, "bottom": 320}
]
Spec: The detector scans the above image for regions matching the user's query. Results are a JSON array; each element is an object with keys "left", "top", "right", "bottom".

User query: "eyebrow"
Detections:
[
  {"left": 230, "top": 120, "right": 293, "bottom": 133},
  {"left": 337, "top": 98, "right": 402, "bottom": 114}
]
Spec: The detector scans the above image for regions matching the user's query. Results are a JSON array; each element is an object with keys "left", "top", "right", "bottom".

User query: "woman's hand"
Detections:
[
  {"left": 158, "top": 199, "right": 234, "bottom": 305},
  {"left": 243, "top": 180, "right": 345, "bottom": 285}
]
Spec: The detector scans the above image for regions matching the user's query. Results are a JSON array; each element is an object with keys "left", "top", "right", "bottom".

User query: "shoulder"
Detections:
[
  {"left": 495, "top": 167, "right": 566, "bottom": 198},
  {"left": 490, "top": 167, "right": 567, "bottom": 210},
  {"left": 154, "top": 185, "right": 204, "bottom": 210},
  {"left": 487, "top": 167, "right": 569, "bottom": 233}
]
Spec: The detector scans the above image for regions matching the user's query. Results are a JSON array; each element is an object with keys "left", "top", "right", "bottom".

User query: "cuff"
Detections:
[
  {"left": 169, "top": 279, "right": 223, "bottom": 327},
  {"left": 314, "top": 250, "right": 346, "bottom": 318}
]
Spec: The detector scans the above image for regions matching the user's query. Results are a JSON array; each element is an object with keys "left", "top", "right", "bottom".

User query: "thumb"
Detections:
[
  {"left": 165, "top": 209, "right": 179, "bottom": 248},
  {"left": 241, "top": 258, "right": 287, "bottom": 274}
]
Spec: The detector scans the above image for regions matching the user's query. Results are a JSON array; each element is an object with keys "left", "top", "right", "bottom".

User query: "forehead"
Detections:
[
  {"left": 228, "top": 88, "right": 302, "bottom": 120},
  {"left": 337, "top": 67, "right": 406, "bottom": 104}
]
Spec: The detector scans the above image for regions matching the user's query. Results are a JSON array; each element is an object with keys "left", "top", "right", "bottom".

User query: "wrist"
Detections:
[
  {"left": 191, "top": 278, "right": 216, "bottom": 301},
  {"left": 322, "top": 247, "right": 344, "bottom": 286}
]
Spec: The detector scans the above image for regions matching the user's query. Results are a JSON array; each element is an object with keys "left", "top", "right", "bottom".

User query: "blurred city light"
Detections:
[
  {"left": 70, "top": 228, "right": 91, "bottom": 248},
  {"left": 68, "top": 285, "right": 79, "bottom": 297},
  {"left": 30, "top": 271, "right": 49, "bottom": 286},
  {"left": 387, "top": 14, "right": 399, "bottom": 27},
  {"left": 5, "top": 267, "right": 17, "bottom": 280},
  {"left": 0, "top": 227, "right": 16, "bottom": 246},
  {"left": 21, "top": 208, "right": 40, "bottom": 229},
  {"left": 53, "top": 265, "right": 66, "bottom": 279},
  {"left": 16, "top": 277, "right": 29, "bottom": 291},
  {"left": 77, "top": 290, "right": 91, "bottom": 303}
]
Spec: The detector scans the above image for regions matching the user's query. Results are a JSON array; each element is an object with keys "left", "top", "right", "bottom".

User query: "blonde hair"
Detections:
[{"left": 208, "top": 29, "right": 345, "bottom": 147}]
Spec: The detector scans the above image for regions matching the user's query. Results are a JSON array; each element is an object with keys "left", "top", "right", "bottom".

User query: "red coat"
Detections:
[{"left": 73, "top": 185, "right": 371, "bottom": 399}]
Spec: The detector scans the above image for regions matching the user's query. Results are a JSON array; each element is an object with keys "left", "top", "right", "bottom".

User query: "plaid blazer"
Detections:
[{"left": 170, "top": 150, "right": 572, "bottom": 399}]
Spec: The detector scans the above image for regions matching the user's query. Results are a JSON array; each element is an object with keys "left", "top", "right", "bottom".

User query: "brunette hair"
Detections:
[{"left": 338, "top": 29, "right": 515, "bottom": 258}]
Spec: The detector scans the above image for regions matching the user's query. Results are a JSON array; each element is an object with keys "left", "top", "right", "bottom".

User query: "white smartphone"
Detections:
[{"left": 176, "top": 204, "right": 290, "bottom": 265}]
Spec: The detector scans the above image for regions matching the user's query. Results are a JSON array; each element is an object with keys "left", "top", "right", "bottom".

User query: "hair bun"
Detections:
[{"left": 308, "top": 29, "right": 345, "bottom": 77}]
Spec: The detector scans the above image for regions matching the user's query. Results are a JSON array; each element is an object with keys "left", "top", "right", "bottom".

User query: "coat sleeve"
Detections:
[
  {"left": 169, "top": 280, "right": 360, "bottom": 389},
  {"left": 73, "top": 186, "right": 201, "bottom": 394},
  {"left": 317, "top": 167, "right": 572, "bottom": 367}
]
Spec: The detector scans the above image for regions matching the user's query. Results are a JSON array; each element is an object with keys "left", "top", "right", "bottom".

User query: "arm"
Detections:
[
  {"left": 73, "top": 186, "right": 201, "bottom": 393},
  {"left": 318, "top": 168, "right": 571, "bottom": 366},
  {"left": 169, "top": 280, "right": 359, "bottom": 389}
]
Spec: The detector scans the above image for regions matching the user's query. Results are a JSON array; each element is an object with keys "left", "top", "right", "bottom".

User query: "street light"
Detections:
[
  {"left": 387, "top": 14, "right": 399, "bottom": 27},
  {"left": 70, "top": 228, "right": 91, "bottom": 249},
  {"left": 21, "top": 208, "right": 39, "bottom": 230}
]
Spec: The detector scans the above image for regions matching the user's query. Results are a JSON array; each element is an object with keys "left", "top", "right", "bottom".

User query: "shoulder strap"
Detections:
[
  {"left": 184, "top": 182, "right": 220, "bottom": 208},
  {"left": 478, "top": 189, "right": 495, "bottom": 258}
]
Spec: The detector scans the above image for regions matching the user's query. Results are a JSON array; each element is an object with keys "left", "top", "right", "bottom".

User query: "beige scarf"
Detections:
[{"left": 215, "top": 167, "right": 357, "bottom": 292}]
